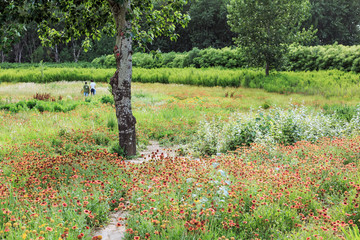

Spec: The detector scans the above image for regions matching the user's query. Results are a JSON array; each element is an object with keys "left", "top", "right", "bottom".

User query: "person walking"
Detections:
[
  {"left": 90, "top": 80, "right": 96, "bottom": 95},
  {"left": 83, "top": 82, "right": 90, "bottom": 97}
]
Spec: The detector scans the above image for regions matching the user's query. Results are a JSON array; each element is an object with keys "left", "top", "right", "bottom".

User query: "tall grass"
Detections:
[
  {"left": 1, "top": 67, "right": 359, "bottom": 98},
  {"left": 0, "top": 68, "right": 114, "bottom": 83}
]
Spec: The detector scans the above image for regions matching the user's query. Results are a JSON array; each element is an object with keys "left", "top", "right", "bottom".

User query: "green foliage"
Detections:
[
  {"left": 0, "top": 99, "right": 79, "bottom": 113},
  {"left": 132, "top": 52, "right": 155, "bottom": 68},
  {"left": 1, "top": 66, "right": 360, "bottom": 98},
  {"left": 322, "top": 104, "right": 358, "bottom": 122},
  {"left": 192, "top": 105, "right": 360, "bottom": 155},
  {"left": 0, "top": 67, "right": 114, "bottom": 83},
  {"left": 92, "top": 132, "right": 111, "bottom": 146},
  {"left": 188, "top": 0, "right": 234, "bottom": 49},
  {"left": 149, "top": 0, "right": 234, "bottom": 52},
  {"left": 94, "top": 47, "right": 248, "bottom": 69},
  {"left": 109, "top": 141, "right": 126, "bottom": 157},
  {"left": 341, "top": 226, "right": 360, "bottom": 240},
  {"left": 305, "top": 0, "right": 360, "bottom": 45},
  {"left": 227, "top": 0, "right": 313, "bottom": 75},
  {"left": 0, "top": 3, "right": 25, "bottom": 54},
  {"left": 0, "top": 61, "right": 103, "bottom": 69},
  {"left": 100, "top": 95, "right": 115, "bottom": 105},
  {"left": 31, "top": 46, "right": 52, "bottom": 63},
  {"left": 107, "top": 116, "right": 117, "bottom": 132},
  {"left": 286, "top": 44, "right": 360, "bottom": 73},
  {"left": 351, "top": 57, "right": 360, "bottom": 73},
  {"left": 91, "top": 44, "right": 360, "bottom": 72}
]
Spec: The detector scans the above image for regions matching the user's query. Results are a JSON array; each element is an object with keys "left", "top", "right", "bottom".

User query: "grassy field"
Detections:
[
  {"left": 1, "top": 81, "right": 360, "bottom": 239},
  {"left": 1, "top": 67, "right": 360, "bottom": 98}
]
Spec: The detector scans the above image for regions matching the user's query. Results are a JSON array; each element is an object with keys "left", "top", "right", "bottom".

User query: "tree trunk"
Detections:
[
  {"left": 0, "top": 51, "right": 4, "bottom": 63},
  {"left": 54, "top": 44, "right": 60, "bottom": 63},
  {"left": 71, "top": 39, "right": 82, "bottom": 63},
  {"left": 109, "top": 0, "right": 137, "bottom": 156},
  {"left": 265, "top": 62, "right": 270, "bottom": 76},
  {"left": 14, "top": 42, "right": 23, "bottom": 63}
]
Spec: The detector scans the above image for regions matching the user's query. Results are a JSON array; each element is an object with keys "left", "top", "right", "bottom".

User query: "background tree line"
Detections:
[{"left": 1, "top": 0, "right": 359, "bottom": 64}]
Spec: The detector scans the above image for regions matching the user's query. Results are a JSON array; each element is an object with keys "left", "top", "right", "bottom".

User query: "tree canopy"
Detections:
[
  {"left": 150, "top": 0, "right": 234, "bottom": 52},
  {"left": 305, "top": 0, "right": 360, "bottom": 45},
  {"left": 227, "top": 0, "right": 313, "bottom": 75}
]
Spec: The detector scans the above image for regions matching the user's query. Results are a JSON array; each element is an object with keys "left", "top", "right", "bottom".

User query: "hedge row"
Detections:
[
  {"left": 286, "top": 44, "right": 360, "bottom": 72},
  {"left": 91, "top": 44, "right": 360, "bottom": 73},
  {"left": 1, "top": 67, "right": 359, "bottom": 98},
  {"left": 92, "top": 47, "right": 247, "bottom": 69}
]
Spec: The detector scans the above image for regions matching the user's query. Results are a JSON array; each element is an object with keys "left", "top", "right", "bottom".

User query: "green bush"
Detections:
[
  {"left": 26, "top": 100, "right": 38, "bottom": 109},
  {"left": 0, "top": 99, "right": 79, "bottom": 113},
  {"left": 100, "top": 95, "right": 114, "bottom": 105},
  {"left": 286, "top": 44, "right": 360, "bottom": 73},
  {"left": 35, "top": 102, "right": 49, "bottom": 113},
  {"left": 351, "top": 57, "right": 360, "bottom": 73},
  {"left": 92, "top": 47, "right": 248, "bottom": 69},
  {"left": 160, "top": 52, "right": 177, "bottom": 68},
  {"left": 109, "top": 141, "right": 126, "bottom": 157},
  {"left": 192, "top": 105, "right": 360, "bottom": 155},
  {"left": 322, "top": 104, "right": 358, "bottom": 122},
  {"left": 53, "top": 103, "right": 64, "bottom": 112},
  {"left": 3, "top": 44, "right": 360, "bottom": 72}
]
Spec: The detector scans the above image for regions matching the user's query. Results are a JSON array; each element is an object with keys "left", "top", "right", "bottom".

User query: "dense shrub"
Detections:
[
  {"left": 100, "top": 95, "right": 114, "bottom": 105},
  {"left": 285, "top": 44, "right": 360, "bottom": 73},
  {"left": 3, "top": 44, "right": 360, "bottom": 72},
  {"left": 93, "top": 47, "right": 248, "bottom": 69},
  {"left": 90, "top": 44, "right": 360, "bottom": 72},
  {"left": 0, "top": 99, "right": 79, "bottom": 113},
  {"left": 192, "top": 105, "right": 360, "bottom": 155},
  {"left": 322, "top": 104, "right": 358, "bottom": 122}
]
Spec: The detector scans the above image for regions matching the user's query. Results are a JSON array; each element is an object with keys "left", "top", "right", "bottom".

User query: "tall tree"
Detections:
[
  {"left": 0, "top": 3, "right": 25, "bottom": 62},
  {"left": 306, "top": 0, "right": 360, "bottom": 45},
  {"left": 150, "top": 0, "right": 234, "bottom": 52},
  {"left": 227, "top": 0, "right": 313, "bottom": 75},
  {"left": 188, "top": 0, "right": 234, "bottom": 49},
  {"left": 3, "top": 0, "right": 189, "bottom": 155}
]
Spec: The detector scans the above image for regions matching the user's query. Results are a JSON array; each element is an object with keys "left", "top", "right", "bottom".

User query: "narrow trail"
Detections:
[{"left": 91, "top": 141, "right": 177, "bottom": 240}]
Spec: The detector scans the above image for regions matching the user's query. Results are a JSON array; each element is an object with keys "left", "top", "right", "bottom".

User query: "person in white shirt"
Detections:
[{"left": 90, "top": 80, "right": 96, "bottom": 95}]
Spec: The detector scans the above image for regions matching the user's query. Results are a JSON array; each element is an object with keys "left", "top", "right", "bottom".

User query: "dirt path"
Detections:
[{"left": 91, "top": 141, "right": 177, "bottom": 240}]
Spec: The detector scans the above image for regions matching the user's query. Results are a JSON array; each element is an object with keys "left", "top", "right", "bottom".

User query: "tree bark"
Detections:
[
  {"left": 109, "top": 0, "right": 137, "bottom": 156},
  {"left": 265, "top": 62, "right": 269, "bottom": 76},
  {"left": 14, "top": 42, "right": 23, "bottom": 63},
  {"left": 54, "top": 44, "right": 60, "bottom": 63},
  {"left": 0, "top": 51, "right": 4, "bottom": 63},
  {"left": 71, "top": 38, "right": 82, "bottom": 63}
]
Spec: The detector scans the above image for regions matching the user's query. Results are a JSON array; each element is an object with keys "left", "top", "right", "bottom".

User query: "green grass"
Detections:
[
  {"left": 2, "top": 82, "right": 360, "bottom": 239},
  {"left": 0, "top": 67, "right": 360, "bottom": 98},
  {"left": 1, "top": 81, "right": 360, "bottom": 149}
]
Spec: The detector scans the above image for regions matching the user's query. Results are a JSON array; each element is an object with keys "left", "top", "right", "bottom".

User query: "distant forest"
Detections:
[{"left": 1, "top": 0, "right": 359, "bottom": 63}]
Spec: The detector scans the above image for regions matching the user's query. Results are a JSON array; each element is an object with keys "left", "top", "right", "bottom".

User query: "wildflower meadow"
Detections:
[{"left": 1, "top": 81, "right": 360, "bottom": 239}]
